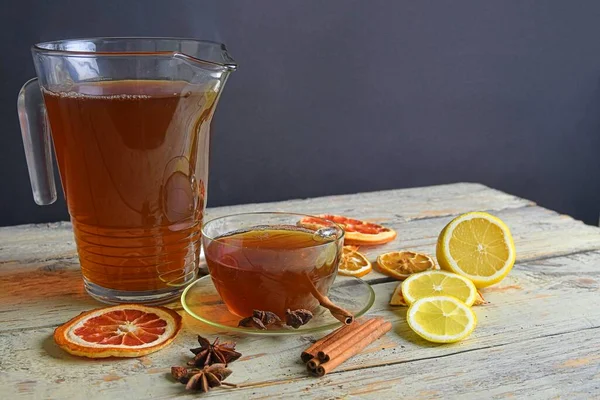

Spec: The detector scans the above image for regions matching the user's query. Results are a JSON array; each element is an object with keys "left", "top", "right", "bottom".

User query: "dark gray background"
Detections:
[{"left": 2, "top": 0, "right": 600, "bottom": 226}]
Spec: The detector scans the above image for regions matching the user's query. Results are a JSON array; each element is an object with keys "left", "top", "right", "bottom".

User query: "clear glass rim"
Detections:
[
  {"left": 201, "top": 211, "right": 345, "bottom": 243},
  {"left": 32, "top": 37, "right": 237, "bottom": 71}
]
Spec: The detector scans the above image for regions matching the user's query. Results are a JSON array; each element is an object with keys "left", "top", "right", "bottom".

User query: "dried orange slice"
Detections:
[
  {"left": 376, "top": 251, "right": 437, "bottom": 280},
  {"left": 54, "top": 304, "right": 182, "bottom": 358},
  {"left": 299, "top": 214, "right": 396, "bottom": 245},
  {"left": 338, "top": 245, "right": 372, "bottom": 277}
]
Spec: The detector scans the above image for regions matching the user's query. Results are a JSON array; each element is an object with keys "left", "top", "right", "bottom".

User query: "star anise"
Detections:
[
  {"left": 254, "top": 309, "right": 282, "bottom": 325},
  {"left": 285, "top": 308, "right": 313, "bottom": 328},
  {"left": 171, "top": 364, "right": 233, "bottom": 392},
  {"left": 238, "top": 316, "right": 266, "bottom": 330},
  {"left": 238, "top": 309, "right": 282, "bottom": 330},
  {"left": 187, "top": 335, "right": 241, "bottom": 367}
]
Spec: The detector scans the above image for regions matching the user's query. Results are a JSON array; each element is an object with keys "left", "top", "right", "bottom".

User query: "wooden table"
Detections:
[{"left": 2, "top": 183, "right": 600, "bottom": 399}]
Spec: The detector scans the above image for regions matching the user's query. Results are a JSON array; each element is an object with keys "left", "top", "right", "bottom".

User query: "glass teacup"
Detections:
[{"left": 202, "top": 212, "right": 345, "bottom": 318}]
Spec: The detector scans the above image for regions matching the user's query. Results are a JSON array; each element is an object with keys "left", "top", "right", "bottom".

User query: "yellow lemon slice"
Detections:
[
  {"left": 338, "top": 246, "right": 372, "bottom": 277},
  {"left": 407, "top": 296, "right": 477, "bottom": 343},
  {"left": 401, "top": 270, "right": 477, "bottom": 306},
  {"left": 436, "top": 212, "right": 516, "bottom": 288}
]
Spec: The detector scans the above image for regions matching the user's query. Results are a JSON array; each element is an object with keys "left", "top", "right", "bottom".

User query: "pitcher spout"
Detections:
[{"left": 33, "top": 37, "right": 237, "bottom": 71}]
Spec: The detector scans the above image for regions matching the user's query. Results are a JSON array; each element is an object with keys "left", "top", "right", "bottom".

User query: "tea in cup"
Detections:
[{"left": 202, "top": 213, "right": 344, "bottom": 318}]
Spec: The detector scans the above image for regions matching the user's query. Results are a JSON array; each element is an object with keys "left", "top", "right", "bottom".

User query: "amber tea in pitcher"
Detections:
[
  {"left": 44, "top": 80, "right": 213, "bottom": 293},
  {"left": 202, "top": 214, "right": 345, "bottom": 319},
  {"left": 18, "top": 38, "right": 236, "bottom": 304}
]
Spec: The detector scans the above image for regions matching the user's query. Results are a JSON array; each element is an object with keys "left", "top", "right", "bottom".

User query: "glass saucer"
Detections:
[{"left": 181, "top": 275, "right": 375, "bottom": 335}]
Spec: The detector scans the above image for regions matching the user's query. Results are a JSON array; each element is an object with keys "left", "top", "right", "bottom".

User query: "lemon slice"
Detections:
[
  {"left": 401, "top": 270, "right": 477, "bottom": 306},
  {"left": 407, "top": 296, "right": 477, "bottom": 343},
  {"left": 338, "top": 246, "right": 372, "bottom": 277},
  {"left": 390, "top": 280, "right": 486, "bottom": 307},
  {"left": 437, "top": 212, "right": 516, "bottom": 288}
]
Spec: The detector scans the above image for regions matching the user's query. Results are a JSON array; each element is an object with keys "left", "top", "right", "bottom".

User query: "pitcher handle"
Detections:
[{"left": 17, "top": 78, "right": 57, "bottom": 205}]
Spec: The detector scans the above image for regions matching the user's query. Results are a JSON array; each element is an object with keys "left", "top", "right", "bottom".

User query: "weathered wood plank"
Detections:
[
  {"left": 352, "top": 204, "right": 600, "bottom": 277},
  {"left": 1, "top": 250, "right": 600, "bottom": 398},
  {"left": 2, "top": 205, "right": 597, "bottom": 275},
  {"left": 2, "top": 302, "right": 599, "bottom": 399},
  {"left": 202, "top": 328, "right": 600, "bottom": 400},
  {"left": 2, "top": 204, "right": 599, "bottom": 333},
  {"left": 0, "top": 182, "right": 531, "bottom": 263},
  {"left": 1, "top": 183, "right": 599, "bottom": 399},
  {"left": 0, "top": 190, "right": 587, "bottom": 272},
  {"left": 204, "top": 182, "right": 534, "bottom": 220}
]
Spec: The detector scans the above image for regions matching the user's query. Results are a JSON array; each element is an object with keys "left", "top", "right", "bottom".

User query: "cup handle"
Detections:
[{"left": 17, "top": 78, "right": 57, "bottom": 205}]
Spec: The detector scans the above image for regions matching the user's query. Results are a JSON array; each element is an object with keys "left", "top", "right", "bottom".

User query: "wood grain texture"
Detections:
[
  {"left": 0, "top": 182, "right": 530, "bottom": 259},
  {"left": 2, "top": 198, "right": 598, "bottom": 333},
  {"left": 1, "top": 183, "right": 599, "bottom": 399}
]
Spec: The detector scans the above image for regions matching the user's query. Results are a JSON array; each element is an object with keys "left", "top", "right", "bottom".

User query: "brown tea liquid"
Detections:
[
  {"left": 43, "top": 80, "right": 216, "bottom": 291},
  {"left": 204, "top": 225, "right": 339, "bottom": 318}
]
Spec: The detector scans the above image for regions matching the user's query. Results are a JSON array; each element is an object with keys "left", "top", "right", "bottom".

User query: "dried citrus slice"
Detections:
[
  {"left": 338, "top": 245, "right": 372, "bottom": 277},
  {"left": 401, "top": 270, "right": 477, "bottom": 306},
  {"left": 54, "top": 304, "right": 182, "bottom": 358},
  {"left": 376, "top": 251, "right": 437, "bottom": 280},
  {"left": 407, "top": 295, "right": 477, "bottom": 343},
  {"left": 437, "top": 212, "right": 516, "bottom": 288},
  {"left": 389, "top": 284, "right": 408, "bottom": 306},
  {"left": 473, "top": 290, "right": 487, "bottom": 306},
  {"left": 299, "top": 215, "right": 396, "bottom": 245}
]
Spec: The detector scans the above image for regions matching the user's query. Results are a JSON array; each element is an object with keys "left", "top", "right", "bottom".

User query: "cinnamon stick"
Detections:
[
  {"left": 300, "top": 320, "right": 362, "bottom": 362},
  {"left": 318, "top": 296, "right": 354, "bottom": 325},
  {"left": 303, "top": 272, "right": 354, "bottom": 325},
  {"left": 317, "top": 318, "right": 384, "bottom": 362},
  {"left": 314, "top": 320, "right": 392, "bottom": 377},
  {"left": 323, "top": 319, "right": 389, "bottom": 363},
  {"left": 306, "top": 358, "right": 321, "bottom": 371}
]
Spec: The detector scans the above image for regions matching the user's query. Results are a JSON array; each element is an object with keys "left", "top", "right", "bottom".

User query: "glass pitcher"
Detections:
[{"left": 17, "top": 38, "right": 236, "bottom": 304}]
